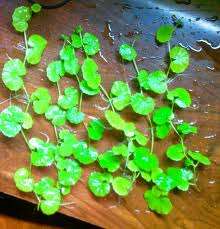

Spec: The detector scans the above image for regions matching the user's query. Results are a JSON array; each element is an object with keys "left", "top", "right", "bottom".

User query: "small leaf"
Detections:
[
  {"left": 22, "top": 112, "right": 33, "bottom": 129},
  {"left": 166, "top": 144, "right": 186, "bottom": 161},
  {"left": 153, "top": 173, "right": 176, "bottom": 192},
  {"left": 73, "top": 141, "right": 98, "bottom": 165},
  {"left": 82, "top": 58, "right": 101, "bottom": 89},
  {"left": 2, "top": 59, "right": 26, "bottom": 91},
  {"left": 34, "top": 177, "right": 55, "bottom": 196},
  {"left": 98, "top": 150, "right": 120, "bottom": 173},
  {"left": 87, "top": 119, "right": 105, "bottom": 141},
  {"left": 167, "top": 87, "right": 191, "bottom": 108},
  {"left": 112, "top": 144, "right": 128, "bottom": 157},
  {"left": 14, "top": 167, "right": 34, "bottom": 192},
  {"left": 0, "top": 105, "right": 25, "bottom": 137},
  {"left": 66, "top": 107, "right": 85, "bottom": 124},
  {"left": 88, "top": 172, "right": 112, "bottom": 197},
  {"left": 79, "top": 80, "right": 100, "bottom": 95},
  {"left": 146, "top": 70, "right": 167, "bottom": 94},
  {"left": 119, "top": 44, "right": 137, "bottom": 61},
  {"left": 177, "top": 122, "right": 197, "bottom": 135},
  {"left": 112, "top": 176, "right": 132, "bottom": 196},
  {"left": 156, "top": 123, "right": 171, "bottom": 139},
  {"left": 134, "top": 130, "right": 148, "bottom": 146},
  {"left": 123, "top": 122, "right": 136, "bottom": 137},
  {"left": 83, "top": 32, "right": 100, "bottom": 55},
  {"left": 31, "top": 87, "right": 52, "bottom": 114},
  {"left": 137, "top": 69, "right": 149, "bottom": 89},
  {"left": 127, "top": 160, "right": 139, "bottom": 172},
  {"left": 153, "top": 106, "right": 173, "bottom": 125},
  {"left": 156, "top": 24, "right": 175, "bottom": 43},
  {"left": 58, "top": 86, "right": 79, "bottom": 110},
  {"left": 12, "top": 6, "right": 32, "bottom": 32},
  {"left": 188, "top": 151, "right": 211, "bottom": 165},
  {"left": 56, "top": 158, "right": 82, "bottom": 186},
  {"left": 71, "top": 33, "right": 82, "bottom": 48},
  {"left": 26, "top": 34, "right": 47, "bottom": 65},
  {"left": 144, "top": 188, "right": 172, "bottom": 215},
  {"left": 104, "top": 110, "right": 125, "bottom": 130},
  {"left": 111, "top": 81, "right": 131, "bottom": 111},
  {"left": 46, "top": 60, "right": 65, "bottom": 83},
  {"left": 133, "top": 147, "right": 159, "bottom": 172},
  {"left": 45, "top": 105, "right": 66, "bottom": 127},
  {"left": 40, "top": 200, "right": 60, "bottom": 216},
  {"left": 170, "top": 46, "right": 189, "bottom": 73},
  {"left": 131, "top": 93, "right": 155, "bottom": 115},
  {"left": 31, "top": 3, "right": 42, "bottom": 13}
]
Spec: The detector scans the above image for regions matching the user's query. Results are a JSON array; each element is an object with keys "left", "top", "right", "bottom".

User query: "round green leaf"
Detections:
[
  {"left": 167, "top": 87, "right": 191, "bottom": 108},
  {"left": 147, "top": 70, "right": 167, "bottom": 94},
  {"left": 14, "top": 167, "right": 34, "bottom": 192},
  {"left": 170, "top": 46, "right": 189, "bottom": 73},
  {"left": 73, "top": 141, "right": 98, "bottom": 165},
  {"left": 26, "top": 34, "right": 47, "bottom": 65},
  {"left": 46, "top": 61, "right": 65, "bottom": 82},
  {"left": 45, "top": 105, "right": 66, "bottom": 127},
  {"left": 153, "top": 106, "right": 173, "bottom": 125},
  {"left": 66, "top": 107, "right": 85, "bottom": 125},
  {"left": 87, "top": 119, "right": 105, "bottom": 141},
  {"left": 83, "top": 32, "right": 100, "bottom": 55},
  {"left": 133, "top": 147, "right": 159, "bottom": 172},
  {"left": 137, "top": 69, "right": 149, "bottom": 90},
  {"left": 131, "top": 93, "right": 155, "bottom": 115},
  {"left": 2, "top": 59, "right": 26, "bottom": 91},
  {"left": 0, "top": 105, "right": 25, "bottom": 137},
  {"left": 98, "top": 150, "right": 120, "bottom": 173},
  {"left": 188, "top": 151, "right": 211, "bottom": 165},
  {"left": 34, "top": 177, "right": 55, "bottom": 196},
  {"left": 156, "top": 24, "right": 175, "bottom": 43},
  {"left": 177, "top": 122, "right": 197, "bottom": 135},
  {"left": 82, "top": 58, "right": 101, "bottom": 89},
  {"left": 22, "top": 112, "right": 33, "bottom": 129},
  {"left": 144, "top": 189, "right": 172, "bottom": 215},
  {"left": 119, "top": 44, "right": 137, "bottom": 61},
  {"left": 58, "top": 86, "right": 79, "bottom": 110},
  {"left": 31, "top": 87, "right": 52, "bottom": 114},
  {"left": 166, "top": 144, "right": 185, "bottom": 161},
  {"left": 12, "top": 6, "right": 32, "bottom": 32},
  {"left": 79, "top": 80, "right": 100, "bottom": 96},
  {"left": 112, "top": 176, "right": 132, "bottom": 196},
  {"left": 31, "top": 3, "right": 42, "bottom": 13},
  {"left": 40, "top": 200, "right": 60, "bottom": 215},
  {"left": 71, "top": 33, "right": 82, "bottom": 48},
  {"left": 88, "top": 172, "right": 112, "bottom": 197},
  {"left": 104, "top": 110, "right": 125, "bottom": 130},
  {"left": 156, "top": 123, "right": 171, "bottom": 139}
]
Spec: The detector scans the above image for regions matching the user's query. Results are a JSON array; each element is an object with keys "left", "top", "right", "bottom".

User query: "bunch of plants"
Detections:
[{"left": 1, "top": 4, "right": 211, "bottom": 216}]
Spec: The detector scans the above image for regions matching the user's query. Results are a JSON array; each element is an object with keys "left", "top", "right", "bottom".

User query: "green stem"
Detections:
[
  {"left": 79, "top": 32, "right": 88, "bottom": 58},
  {"left": 57, "top": 81, "right": 61, "bottom": 96},
  {"left": 132, "top": 59, "right": 143, "bottom": 94},
  {"left": 23, "top": 85, "right": 30, "bottom": 112},
  {"left": 147, "top": 115, "right": 154, "bottom": 153},
  {"left": 170, "top": 121, "right": 189, "bottom": 159},
  {"left": 75, "top": 74, "right": 80, "bottom": 84},
  {"left": 21, "top": 130, "right": 29, "bottom": 148},
  {"left": 99, "top": 84, "right": 115, "bottom": 112},
  {"left": 53, "top": 125, "right": 58, "bottom": 142},
  {"left": 79, "top": 93, "right": 83, "bottom": 112},
  {"left": 23, "top": 31, "right": 28, "bottom": 64}
]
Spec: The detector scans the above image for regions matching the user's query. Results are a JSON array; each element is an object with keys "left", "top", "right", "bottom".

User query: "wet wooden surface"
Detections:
[{"left": 0, "top": 0, "right": 220, "bottom": 228}]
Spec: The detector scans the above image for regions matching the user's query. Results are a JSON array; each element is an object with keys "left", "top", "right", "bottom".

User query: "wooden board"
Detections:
[{"left": 0, "top": 0, "right": 220, "bottom": 228}]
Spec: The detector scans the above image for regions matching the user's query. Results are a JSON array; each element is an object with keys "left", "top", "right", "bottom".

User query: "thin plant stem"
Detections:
[
  {"left": 99, "top": 84, "right": 115, "bottom": 112},
  {"left": 170, "top": 121, "right": 189, "bottom": 159},
  {"left": 79, "top": 93, "right": 83, "bottom": 112},
  {"left": 53, "top": 125, "right": 58, "bottom": 142},
  {"left": 21, "top": 130, "right": 29, "bottom": 148},
  {"left": 75, "top": 74, "right": 80, "bottom": 84},
  {"left": 23, "top": 85, "right": 30, "bottom": 112},
  {"left": 79, "top": 32, "right": 88, "bottom": 58},
  {"left": 147, "top": 115, "right": 154, "bottom": 153},
  {"left": 132, "top": 59, "right": 143, "bottom": 94},
  {"left": 57, "top": 81, "right": 61, "bottom": 96},
  {"left": 23, "top": 31, "right": 28, "bottom": 64}
]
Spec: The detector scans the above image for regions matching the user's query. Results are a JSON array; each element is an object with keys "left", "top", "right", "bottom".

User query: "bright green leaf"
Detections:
[
  {"left": 66, "top": 107, "right": 85, "bottom": 124},
  {"left": 87, "top": 119, "right": 105, "bottom": 141},
  {"left": 188, "top": 151, "right": 211, "bottom": 165},
  {"left": 119, "top": 44, "right": 137, "bottom": 61},
  {"left": 45, "top": 105, "right": 66, "bottom": 127},
  {"left": 153, "top": 106, "right": 173, "bottom": 125},
  {"left": 131, "top": 93, "right": 155, "bottom": 115},
  {"left": 112, "top": 176, "right": 132, "bottom": 196},
  {"left": 46, "top": 60, "right": 65, "bottom": 82},
  {"left": 170, "top": 46, "right": 189, "bottom": 73},
  {"left": 166, "top": 144, "right": 186, "bottom": 161},
  {"left": 156, "top": 24, "right": 175, "bottom": 43}
]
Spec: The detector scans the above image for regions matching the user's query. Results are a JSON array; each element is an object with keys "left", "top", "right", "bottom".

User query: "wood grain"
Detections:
[{"left": 0, "top": 0, "right": 220, "bottom": 228}]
